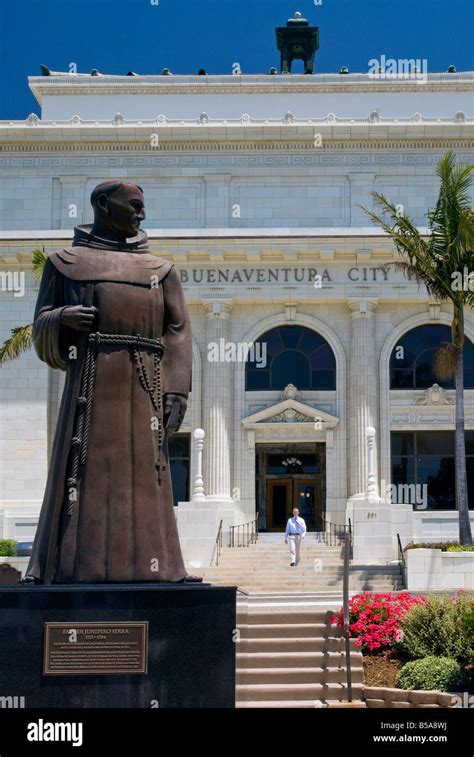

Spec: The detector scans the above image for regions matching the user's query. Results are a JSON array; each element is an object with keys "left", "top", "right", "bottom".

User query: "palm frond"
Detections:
[
  {"left": 32, "top": 248, "right": 48, "bottom": 282},
  {"left": 433, "top": 342, "right": 458, "bottom": 381},
  {"left": 362, "top": 193, "right": 454, "bottom": 300},
  {"left": 392, "top": 261, "right": 449, "bottom": 300},
  {"left": 361, "top": 153, "right": 474, "bottom": 310},
  {"left": 0, "top": 325, "right": 33, "bottom": 365}
]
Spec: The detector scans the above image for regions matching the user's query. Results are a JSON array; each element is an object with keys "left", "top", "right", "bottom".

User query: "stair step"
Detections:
[
  {"left": 208, "top": 562, "right": 401, "bottom": 568},
  {"left": 237, "top": 611, "right": 333, "bottom": 624},
  {"left": 236, "top": 700, "right": 320, "bottom": 708},
  {"left": 237, "top": 666, "right": 364, "bottom": 685},
  {"left": 236, "top": 699, "right": 366, "bottom": 708},
  {"left": 238, "top": 637, "right": 355, "bottom": 653},
  {"left": 203, "top": 566, "right": 401, "bottom": 583},
  {"left": 237, "top": 651, "right": 360, "bottom": 668},
  {"left": 215, "top": 584, "right": 401, "bottom": 591},
  {"left": 236, "top": 682, "right": 364, "bottom": 702},
  {"left": 238, "top": 595, "right": 344, "bottom": 605},
  {"left": 239, "top": 623, "right": 344, "bottom": 638}
]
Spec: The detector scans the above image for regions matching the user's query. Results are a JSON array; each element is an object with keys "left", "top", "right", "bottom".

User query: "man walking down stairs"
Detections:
[{"left": 285, "top": 507, "right": 307, "bottom": 566}]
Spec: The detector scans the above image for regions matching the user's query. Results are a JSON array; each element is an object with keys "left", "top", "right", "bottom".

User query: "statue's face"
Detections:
[{"left": 99, "top": 184, "right": 146, "bottom": 238}]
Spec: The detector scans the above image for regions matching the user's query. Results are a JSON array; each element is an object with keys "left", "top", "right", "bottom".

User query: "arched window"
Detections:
[
  {"left": 245, "top": 326, "right": 336, "bottom": 391},
  {"left": 390, "top": 324, "right": 474, "bottom": 389}
]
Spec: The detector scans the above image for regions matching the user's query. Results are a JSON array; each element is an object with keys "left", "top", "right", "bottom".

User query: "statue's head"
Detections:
[{"left": 90, "top": 181, "right": 145, "bottom": 239}]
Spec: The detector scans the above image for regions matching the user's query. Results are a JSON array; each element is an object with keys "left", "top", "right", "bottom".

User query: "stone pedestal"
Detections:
[
  {"left": 176, "top": 426, "right": 234, "bottom": 568},
  {"left": 347, "top": 496, "right": 414, "bottom": 563},
  {"left": 346, "top": 424, "right": 414, "bottom": 563},
  {"left": 0, "top": 584, "right": 236, "bottom": 708},
  {"left": 176, "top": 499, "right": 220, "bottom": 568}
]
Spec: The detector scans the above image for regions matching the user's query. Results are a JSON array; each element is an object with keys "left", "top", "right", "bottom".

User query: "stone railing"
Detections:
[
  {"left": 406, "top": 547, "right": 474, "bottom": 590},
  {"left": 363, "top": 687, "right": 455, "bottom": 708}
]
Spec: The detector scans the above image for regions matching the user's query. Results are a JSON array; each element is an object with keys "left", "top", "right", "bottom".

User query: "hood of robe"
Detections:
[{"left": 72, "top": 224, "right": 150, "bottom": 253}]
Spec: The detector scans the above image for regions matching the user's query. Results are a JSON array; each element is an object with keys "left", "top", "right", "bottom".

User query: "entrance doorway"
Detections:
[
  {"left": 256, "top": 444, "right": 325, "bottom": 532},
  {"left": 266, "top": 479, "right": 322, "bottom": 531}
]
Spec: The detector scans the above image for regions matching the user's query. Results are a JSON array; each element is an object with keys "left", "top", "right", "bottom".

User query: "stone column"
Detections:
[
  {"left": 202, "top": 300, "right": 234, "bottom": 505},
  {"left": 347, "top": 298, "right": 379, "bottom": 498}
]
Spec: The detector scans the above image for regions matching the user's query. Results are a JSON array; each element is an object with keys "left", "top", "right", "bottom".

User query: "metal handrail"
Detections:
[
  {"left": 314, "top": 515, "right": 353, "bottom": 701},
  {"left": 211, "top": 519, "right": 223, "bottom": 566},
  {"left": 229, "top": 517, "right": 259, "bottom": 548},
  {"left": 397, "top": 533, "right": 407, "bottom": 588},
  {"left": 342, "top": 522, "right": 353, "bottom": 703},
  {"left": 316, "top": 516, "right": 353, "bottom": 701},
  {"left": 314, "top": 514, "right": 350, "bottom": 546}
]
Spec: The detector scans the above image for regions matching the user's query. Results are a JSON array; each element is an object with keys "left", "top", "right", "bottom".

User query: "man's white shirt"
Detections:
[{"left": 285, "top": 516, "right": 307, "bottom": 537}]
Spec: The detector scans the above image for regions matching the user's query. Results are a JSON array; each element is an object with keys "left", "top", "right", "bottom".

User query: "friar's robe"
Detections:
[{"left": 26, "top": 225, "right": 192, "bottom": 583}]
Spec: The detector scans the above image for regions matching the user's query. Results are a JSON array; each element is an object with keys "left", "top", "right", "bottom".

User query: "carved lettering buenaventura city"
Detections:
[{"left": 178, "top": 267, "right": 391, "bottom": 285}]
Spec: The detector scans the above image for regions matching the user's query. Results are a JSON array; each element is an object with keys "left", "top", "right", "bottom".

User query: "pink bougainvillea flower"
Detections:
[{"left": 331, "top": 591, "right": 426, "bottom": 653}]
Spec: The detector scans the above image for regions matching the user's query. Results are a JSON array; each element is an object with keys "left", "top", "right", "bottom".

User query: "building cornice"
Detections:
[
  {"left": 0, "top": 228, "right": 424, "bottom": 267},
  {"left": 0, "top": 227, "right": 429, "bottom": 243},
  {"left": 0, "top": 115, "right": 472, "bottom": 152},
  {"left": 28, "top": 72, "right": 474, "bottom": 102}
]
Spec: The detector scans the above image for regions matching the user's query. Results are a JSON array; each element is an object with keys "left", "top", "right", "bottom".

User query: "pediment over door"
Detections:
[{"left": 241, "top": 398, "right": 339, "bottom": 429}]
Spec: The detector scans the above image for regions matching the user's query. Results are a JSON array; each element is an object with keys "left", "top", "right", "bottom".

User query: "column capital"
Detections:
[
  {"left": 201, "top": 299, "right": 234, "bottom": 319},
  {"left": 347, "top": 297, "right": 379, "bottom": 318}
]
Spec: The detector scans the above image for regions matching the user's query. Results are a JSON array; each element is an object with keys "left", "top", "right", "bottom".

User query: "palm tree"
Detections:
[
  {"left": 362, "top": 152, "right": 474, "bottom": 545},
  {"left": 0, "top": 248, "right": 47, "bottom": 364}
]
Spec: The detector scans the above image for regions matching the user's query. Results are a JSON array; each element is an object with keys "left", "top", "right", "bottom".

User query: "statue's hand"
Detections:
[
  {"left": 163, "top": 393, "right": 187, "bottom": 433},
  {"left": 60, "top": 305, "right": 98, "bottom": 332}
]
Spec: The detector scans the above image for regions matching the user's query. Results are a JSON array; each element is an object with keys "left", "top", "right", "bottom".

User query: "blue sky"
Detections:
[{"left": 0, "top": 0, "right": 473, "bottom": 119}]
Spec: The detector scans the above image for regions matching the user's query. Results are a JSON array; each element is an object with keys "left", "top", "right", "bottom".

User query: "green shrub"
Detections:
[
  {"left": 398, "top": 593, "right": 472, "bottom": 665},
  {"left": 404, "top": 541, "right": 458, "bottom": 551},
  {"left": 397, "top": 656, "right": 464, "bottom": 691},
  {"left": 0, "top": 539, "right": 16, "bottom": 557},
  {"left": 464, "top": 602, "right": 474, "bottom": 646},
  {"left": 403, "top": 542, "right": 474, "bottom": 552}
]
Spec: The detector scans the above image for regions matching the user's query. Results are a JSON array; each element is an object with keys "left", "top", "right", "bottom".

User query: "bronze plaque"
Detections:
[{"left": 43, "top": 622, "right": 148, "bottom": 676}]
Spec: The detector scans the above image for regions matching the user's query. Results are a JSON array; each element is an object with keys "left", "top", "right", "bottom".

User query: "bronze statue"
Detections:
[{"left": 23, "top": 181, "right": 201, "bottom": 584}]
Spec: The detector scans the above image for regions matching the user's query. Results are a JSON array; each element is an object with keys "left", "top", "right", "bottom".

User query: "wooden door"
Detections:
[
  {"left": 266, "top": 479, "right": 292, "bottom": 531},
  {"left": 292, "top": 480, "right": 322, "bottom": 531}
]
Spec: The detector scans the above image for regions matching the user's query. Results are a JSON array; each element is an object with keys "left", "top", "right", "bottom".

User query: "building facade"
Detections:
[{"left": 1, "top": 69, "right": 474, "bottom": 564}]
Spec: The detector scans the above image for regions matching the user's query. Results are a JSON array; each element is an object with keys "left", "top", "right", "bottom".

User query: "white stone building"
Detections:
[{"left": 1, "top": 67, "right": 474, "bottom": 565}]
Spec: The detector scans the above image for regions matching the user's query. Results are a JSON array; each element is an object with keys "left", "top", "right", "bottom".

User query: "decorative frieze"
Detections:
[{"left": 0, "top": 143, "right": 473, "bottom": 159}]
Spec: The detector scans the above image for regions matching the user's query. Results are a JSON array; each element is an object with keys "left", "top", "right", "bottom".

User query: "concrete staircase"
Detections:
[
  {"left": 202, "top": 532, "right": 403, "bottom": 593},
  {"left": 236, "top": 604, "right": 366, "bottom": 708}
]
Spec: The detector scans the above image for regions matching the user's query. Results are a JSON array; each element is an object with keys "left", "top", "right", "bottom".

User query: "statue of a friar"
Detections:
[{"left": 24, "top": 181, "right": 201, "bottom": 584}]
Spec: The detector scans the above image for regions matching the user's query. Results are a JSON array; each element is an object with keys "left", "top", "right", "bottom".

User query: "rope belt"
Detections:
[{"left": 67, "top": 332, "right": 165, "bottom": 514}]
